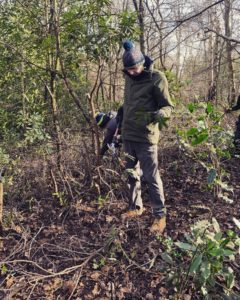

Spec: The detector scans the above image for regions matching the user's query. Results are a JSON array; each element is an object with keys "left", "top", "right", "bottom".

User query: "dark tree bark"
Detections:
[
  {"left": 224, "top": 0, "right": 235, "bottom": 105},
  {"left": 132, "top": 0, "right": 145, "bottom": 54}
]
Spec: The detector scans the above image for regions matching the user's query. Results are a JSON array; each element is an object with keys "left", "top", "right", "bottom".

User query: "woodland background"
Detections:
[{"left": 0, "top": 0, "right": 240, "bottom": 299}]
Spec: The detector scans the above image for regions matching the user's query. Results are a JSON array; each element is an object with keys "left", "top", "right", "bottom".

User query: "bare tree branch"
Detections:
[
  {"left": 150, "top": 0, "right": 225, "bottom": 54},
  {"left": 204, "top": 26, "right": 240, "bottom": 44}
]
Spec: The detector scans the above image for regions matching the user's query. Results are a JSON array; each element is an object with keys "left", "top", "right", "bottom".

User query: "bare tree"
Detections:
[
  {"left": 48, "top": 0, "right": 62, "bottom": 171},
  {"left": 224, "top": 0, "right": 236, "bottom": 104},
  {"left": 206, "top": 2, "right": 222, "bottom": 102},
  {"left": 132, "top": 0, "right": 146, "bottom": 54}
]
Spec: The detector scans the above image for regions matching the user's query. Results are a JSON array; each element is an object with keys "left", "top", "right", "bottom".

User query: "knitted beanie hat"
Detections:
[
  {"left": 95, "top": 112, "right": 110, "bottom": 128},
  {"left": 96, "top": 112, "right": 105, "bottom": 125},
  {"left": 122, "top": 40, "right": 145, "bottom": 69}
]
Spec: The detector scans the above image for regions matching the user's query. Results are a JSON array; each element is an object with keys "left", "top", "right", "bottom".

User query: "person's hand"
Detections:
[
  {"left": 153, "top": 112, "right": 169, "bottom": 130},
  {"left": 135, "top": 109, "right": 169, "bottom": 129},
  {"left": 112, "top": 135, "right": 118, "bottom": 144},
  {"left": 112, "top": 135, "right": 122, "bottom": 147},
  {"left": 154, "top": 110, "right": 165, "bottom": 118}
]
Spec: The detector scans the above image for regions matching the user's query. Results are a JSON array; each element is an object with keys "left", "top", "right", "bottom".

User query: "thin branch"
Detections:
[
  {"left": 150, "top": 0, "right": 225, "bottom": 53},
  {"left": 204, "top": 26, "right": 240, "bottom": 44}
]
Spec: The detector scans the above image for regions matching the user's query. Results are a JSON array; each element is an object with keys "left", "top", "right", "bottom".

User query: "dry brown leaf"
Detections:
[
  {"left": 52, "top": 277, "right": 62, "bottom": 289},
  {"left": 62, "top": 280, "right": 75, "bottom": 295},
  {"left": 106, "top": 215, "right": 113, "bottom": 222},
  {"left": 43, "top": 284, "right": 52, "bottom": 292},
  {"left": 90, "top": 272, "right": 101, "bottom": 281},
  {"left": 92, "top": 282, "right": 100, "bottom": 296},
  {"left": 150, "top": 279, "right": 158, "bottom": 288},
  {"left": 101, "top": 265, "right": 110, "bottom": 274},
  {"left": 13, "top": 225, "right": 22, "bottom": 233},
  {"left": 146, "top": 293, "right": 154, "bottom": 300},
  {"left": 116, "top": 286, "right": 130, "bottom": 299},
  {"left": 78, "top": 204, "right": 94, "bottom": 212},
  {"left": 159, "top": 287, "right": 168, "bottom": 295},
  {"left": 6, "top": 276, "right": 14, "bottom": 288}
]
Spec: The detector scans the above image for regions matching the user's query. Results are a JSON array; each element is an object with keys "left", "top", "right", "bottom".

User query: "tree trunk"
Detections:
[
  {"left": 175, "top": 1, "right": 182, "bottom": 81},
  {"left": 208, "top": 8, "right": 221, "bottom": 104},
  {"left": 20, "top": 57, "right": 27, "bottom": 129},
  {"left": 49, "top": 0, "right": 62, "bottom": 171},
  {"left": 132, "top": 0, "right": 145, "bottom": 54},
  {"left": 0, "top": 169, "right": 4, "bottom": 234},
  {"left": 87, "top": 94, "right": 101, "bottom": 157},
  {"left": 145, "top": 0, "right": 166, "bottom": 70},
  {"left": 224, "top": 0, "right": 235, "bottom": 105}
]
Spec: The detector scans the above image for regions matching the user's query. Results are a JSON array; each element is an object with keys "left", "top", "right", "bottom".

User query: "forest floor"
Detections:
[{"left": 0, "top": 143, "right": 240, "bottom": 300}]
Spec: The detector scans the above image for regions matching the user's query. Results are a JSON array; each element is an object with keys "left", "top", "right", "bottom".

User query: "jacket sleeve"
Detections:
[
  {"left": 116, "top": 106, "right": 124, "bottom": 130},
  {"left": 100, "top": 128, "right": 114, "bottom": 155},
  {"left": 153, "top": 72, "right": 174, "bottom": 118}
]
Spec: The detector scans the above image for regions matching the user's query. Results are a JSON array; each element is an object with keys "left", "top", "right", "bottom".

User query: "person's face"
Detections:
[{"left": 126, "top": 64, "right": 144, "bottom": 76}]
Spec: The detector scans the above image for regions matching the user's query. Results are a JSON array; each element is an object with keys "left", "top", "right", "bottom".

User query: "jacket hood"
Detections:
[{"left": 143, "top": 55, "right": 153, "bottom": 71}]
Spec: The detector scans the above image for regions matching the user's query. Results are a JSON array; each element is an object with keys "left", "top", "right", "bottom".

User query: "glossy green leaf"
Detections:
[
  {"left": 161, "top": 252, "right": 173, "bottom": 264},
  {"left": 206, "top": 103, "right": 213, "bottom": 114},
  {"left": 200, "top": 261, "right": 211, "bottom": 279},
  {"left": 207, "top": 169, "right": 216, "bottom": 185},
  {"left": 189, "top": 254, "right": 202, "bottom": 274},
  {"left": 188, "top": 103, "right": 197, "bottom": 113},
  {"left": 175, "top": 242, "right": 196, "bottom": 251},
  {"left": 186, "top": 127, "right": 198, "bottom": 136},
  {"left": 191, "top": 132, "right": 208, "bottom": 145}
]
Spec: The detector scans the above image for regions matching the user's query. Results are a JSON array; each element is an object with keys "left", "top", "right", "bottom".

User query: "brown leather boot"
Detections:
[
  {"left": 121, "top": 207, "right": 145, "bottom": 219},
  {"left": 150, "top": 216, "right": 166, "bottom": 234}
]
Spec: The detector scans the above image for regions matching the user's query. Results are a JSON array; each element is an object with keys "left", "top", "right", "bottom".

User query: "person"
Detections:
[
  {"left": 95, "top": 106, "right": 123, "bottom": 156},
  {"left": 234, "top": 116, "right": 240, "bottom": 151},
  {"left": 121, "top": 39, "right": 174, "bottom": 234},
  {"left": 226, "top": 95, "right": 240, "bottom": 152}
]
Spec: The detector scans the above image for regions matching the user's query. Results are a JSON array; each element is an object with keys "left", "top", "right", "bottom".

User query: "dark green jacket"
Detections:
[{"left": 122, "top": 69, "right": 174, "bottom": 144}]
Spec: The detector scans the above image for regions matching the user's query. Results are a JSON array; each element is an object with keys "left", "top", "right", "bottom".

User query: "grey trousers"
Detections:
[{"left": 123, "top": 140, "right": 166, "bottom": 218}]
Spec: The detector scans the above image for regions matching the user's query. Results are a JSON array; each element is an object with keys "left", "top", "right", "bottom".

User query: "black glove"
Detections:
[{"left": 112, "top": 135, "right": 121, "bottom": 148}]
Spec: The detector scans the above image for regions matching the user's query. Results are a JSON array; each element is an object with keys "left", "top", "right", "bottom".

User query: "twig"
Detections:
[
  {"left": 28, "top": 247, "right": 103, "bottom": 283},
  {"left": 26, "top": 282, "right": 38, "bottom": 300},
  {"left": 116, "top": 240, "right": 159, "bottom": 275},
  {"left": 0, "top": 167, "right": 5, "bottom": 234},
  {"left": 2, "top": 260, "right": 55, "bottom": 275},
  {"left": 27, "top": 225, "right": 44, "bottom": 259},
  {"left": 50, "top": 168, "right": 59, "bottom": 195},
  {"left": 67, "top": 269, "right": 83, "bottom": 300}
]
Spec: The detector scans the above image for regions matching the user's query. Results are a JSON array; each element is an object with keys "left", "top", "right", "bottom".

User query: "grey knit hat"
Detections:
[{"left": 122, "top": 40, "right": 145, "bottom": 69}]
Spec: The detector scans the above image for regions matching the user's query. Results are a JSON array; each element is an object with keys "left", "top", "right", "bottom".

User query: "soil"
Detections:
[{"left": 0, "top": 146, "right": 239, "bottom": 300}]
